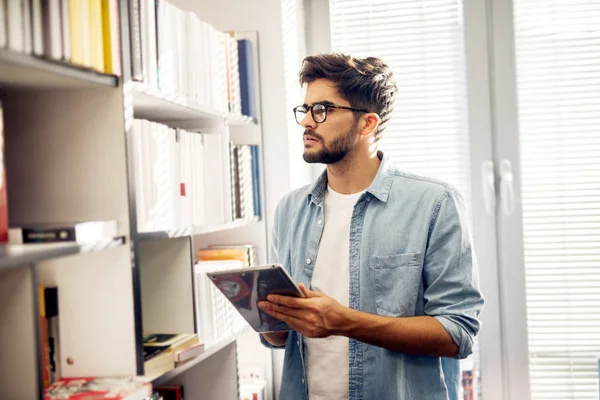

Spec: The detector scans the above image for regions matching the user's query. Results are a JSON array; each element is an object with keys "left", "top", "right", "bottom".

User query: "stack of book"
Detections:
[
  {"left": 230, "top": 144, "right": 262, "bottom": 219},
  {"left": 197, "top": 244, "right": 258, "bottom": 268},
  {"left": 194, "top": 259, "right": 248, "bottom": 346},
  {"left": 44, "top": 376, "right": 151, "bottom": 400},
  {"left": 143, "top": 333, "right": 204, "bottom": 378},
  {"left": 0, "top": 0, "right": 121, "bottom": 75},
  {"left": 131, "top": 120, "right": 263, "bottom": 233},
  {"left": 194, "top": 244, "right": 257, "bottom": 344},
  {"left": 130, "top": 0, "right": 258, "bottom": 117},
  {"left": 131, "top": 120, "right": 233, "bottom": 232}
]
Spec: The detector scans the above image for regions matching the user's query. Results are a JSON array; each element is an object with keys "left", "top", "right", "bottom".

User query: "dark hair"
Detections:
[{"left": 299, "top": 53, "right": 397, "bottom": 140}]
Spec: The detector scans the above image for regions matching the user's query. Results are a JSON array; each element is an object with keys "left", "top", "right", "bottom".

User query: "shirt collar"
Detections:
[{"left": 307, "top": 151, "right": 396, "bottom": 206}]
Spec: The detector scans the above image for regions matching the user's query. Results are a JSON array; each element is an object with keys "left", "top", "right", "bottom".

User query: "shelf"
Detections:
[
  {"left": 192, "top": 217, "right": 262, "bottom": 235},
  {"left": 227, "top": 114, "right": 257, "bottom": 126},
  {"left": 136, "top": 227, "right": 194, "bottom": 241},
  {"left": 132, "top": 83, "right": 226, "bottom": 124},
  {"left": 0, "top": 49, "right": 118, "bottom": 91},
  {"left": 150, "top": 326, "right": 250, "bottom": 386},
  {"left": 0, "top": 236, "right": 126, "bottom": 269},
  {"left": 137, "top": 217, "right": 262, "bottom": 240}
]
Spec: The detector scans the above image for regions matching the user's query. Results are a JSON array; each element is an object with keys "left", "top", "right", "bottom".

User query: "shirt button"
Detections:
[
  {"left": 297, "top": 340, "right": 300, "bottom": 346},
  {"left": 302, "top": 378, "right": 305, "bottom": 384},
  {"left": 306, "top": 258, "right": 311, "bottom": 265},
  {"left": 317, "top": 219, "right": 322, "bottom": 225}
]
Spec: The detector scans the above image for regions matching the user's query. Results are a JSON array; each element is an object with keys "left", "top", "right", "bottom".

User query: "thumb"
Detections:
[{"left": 298, "top": 283, "right": 320, "bottom": 298}]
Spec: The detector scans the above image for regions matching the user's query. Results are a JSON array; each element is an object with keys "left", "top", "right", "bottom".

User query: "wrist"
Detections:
[{"left": 331, "top": 306, "right": 360, "bottom": 336}]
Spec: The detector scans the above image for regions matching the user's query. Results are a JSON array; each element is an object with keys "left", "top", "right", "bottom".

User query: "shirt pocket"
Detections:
[{"left": 370, "top": 253, "right": 422, "bottom": 317}]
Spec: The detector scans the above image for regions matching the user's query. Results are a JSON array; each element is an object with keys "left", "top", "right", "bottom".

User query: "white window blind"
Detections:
[
  {"left": 329, "top": 0, "right": 472, "bottom": 204},
  {"left": 329, "top": 0, "right": 479, "bottom": 397},
  {"left": 513, "top": 0, "right": 600, "bottom": 399}
]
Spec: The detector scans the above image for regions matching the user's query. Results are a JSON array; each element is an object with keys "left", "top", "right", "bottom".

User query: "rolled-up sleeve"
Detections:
[{"left": 423, "top": 190, "right": 484, "bottom": 359}]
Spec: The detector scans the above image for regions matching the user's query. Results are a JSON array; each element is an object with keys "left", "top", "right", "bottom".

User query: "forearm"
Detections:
[
  {"left": 337, "top": 308, "right": 458, "bottom": 358},
  {"left": 260, "top": 331, "right": 288, "bottom": 347}
]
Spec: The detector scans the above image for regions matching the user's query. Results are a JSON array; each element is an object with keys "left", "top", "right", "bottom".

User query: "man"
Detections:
[{"left": 258, "top": 53, "right": 484, "bottom": 400}]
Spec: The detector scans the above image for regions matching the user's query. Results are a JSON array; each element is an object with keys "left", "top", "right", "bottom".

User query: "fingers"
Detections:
[
  {"left": 261, "top": 306, "right": 305, "bottom": 328},
  {"left": 260, "top": 301, "right": 305, "bottom": 319},
  {"left": 267, "top": 294, "right": 305, "bottom": 308}
]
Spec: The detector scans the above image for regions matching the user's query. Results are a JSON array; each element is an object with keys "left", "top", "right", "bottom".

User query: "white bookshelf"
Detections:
[
  {"left": 0, "top": 1, "right": 268, "bottom": 399},
  {"left": 0, "top": 49, "right": 118, "bottom": 89}
]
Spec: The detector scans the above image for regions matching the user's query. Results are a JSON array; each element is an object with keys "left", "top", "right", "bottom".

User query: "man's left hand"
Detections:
[{"left": 258, "top": 283, "right": 348, "bottom": 338}]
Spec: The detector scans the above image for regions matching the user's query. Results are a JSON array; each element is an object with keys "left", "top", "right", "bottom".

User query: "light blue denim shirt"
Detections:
[{"left": 262, "top": 151, "right": 484, "bottom": 400}]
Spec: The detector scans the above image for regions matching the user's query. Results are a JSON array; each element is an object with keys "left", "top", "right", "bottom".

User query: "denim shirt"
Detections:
[{"left": 262, "top": 152, "right": 484, "bottom": 400}]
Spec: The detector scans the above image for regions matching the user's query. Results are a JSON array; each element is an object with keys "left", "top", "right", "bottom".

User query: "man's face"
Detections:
[{"left": 300, "top": 79, "right": 361, "bottom": 164}]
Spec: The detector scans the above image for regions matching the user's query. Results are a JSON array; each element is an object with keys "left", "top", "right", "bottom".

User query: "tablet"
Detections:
[{"left": 206, "top": 263, "right": 303, "bottom": 332}]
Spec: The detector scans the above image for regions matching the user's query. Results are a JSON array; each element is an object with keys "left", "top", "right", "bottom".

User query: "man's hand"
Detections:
[{"left": 258, "top": 283, "right": 349, "bottom": 338}]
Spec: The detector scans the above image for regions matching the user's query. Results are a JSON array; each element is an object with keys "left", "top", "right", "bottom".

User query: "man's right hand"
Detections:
[{"left": 261, "top": 331, "right": 289, "bottom": 347}]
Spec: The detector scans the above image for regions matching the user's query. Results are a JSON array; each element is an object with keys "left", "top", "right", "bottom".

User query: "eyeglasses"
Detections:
[{"left": 293, "top": 102, "right": 369, "bottom": 125}]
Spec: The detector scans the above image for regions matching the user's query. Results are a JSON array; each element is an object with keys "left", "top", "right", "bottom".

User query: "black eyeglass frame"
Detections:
[{"left": 292, "top": 102, "right": 370, "bottom": 125}]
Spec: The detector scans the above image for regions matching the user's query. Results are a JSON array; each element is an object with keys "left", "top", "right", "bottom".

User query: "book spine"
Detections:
[
  {"left": 128, "top": 0, "right": 143, "bottom": 80},
  {"left": 13, "top": 227, "right": 77, "bottom": 243},
  {"left": 0, "top": 103, "right": 7, "bottom": 243}
]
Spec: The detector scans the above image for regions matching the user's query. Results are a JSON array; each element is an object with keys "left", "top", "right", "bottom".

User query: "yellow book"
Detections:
[
  {"left": 88, "top": 0, "right": 104, "bottom": 72},
  {"left": 197, "top": 247, "right": 251, "bottom": 266},
  {"left": 101, "top": 0, "right": 121, "bottom": 75},
  {"left": 68, "top": 0, "right": 84, "bottom": 65}
]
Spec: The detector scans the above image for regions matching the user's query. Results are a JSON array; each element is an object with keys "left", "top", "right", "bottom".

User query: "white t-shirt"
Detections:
[{"left": 304, "top": 186, "right": 365, "bottom": 400}]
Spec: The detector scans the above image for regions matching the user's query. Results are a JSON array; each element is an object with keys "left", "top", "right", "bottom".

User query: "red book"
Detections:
[
  {"left": 0, "top": 102, "right": 8, "bottom": 243},
  {"left": 44, "top": 377, "right": 152, "bottom": 400}
]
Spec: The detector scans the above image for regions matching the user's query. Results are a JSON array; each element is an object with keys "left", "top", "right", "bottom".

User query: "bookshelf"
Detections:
[
  {"left": 0, "top": 1, "right": 268, "bottom": 399},
  {"left": 0, "top": 49, "right": 119, "bottom": 89},
  {"left": 0, "top": 237, "right": 126, "bottom": 270}
]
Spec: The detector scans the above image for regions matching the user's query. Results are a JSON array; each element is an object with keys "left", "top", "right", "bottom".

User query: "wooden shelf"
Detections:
[
  {"left": 0, "top": 236, "right": 126, "bottom": 269},
  {"left": 0, "top": 49, "right": 118, "bottom": 91},
  {"left": 137, "top": 217, "right": 262, "bottom": 240},
  {"left": 149, "top": 326, "right": 250, "bottom": 386}
]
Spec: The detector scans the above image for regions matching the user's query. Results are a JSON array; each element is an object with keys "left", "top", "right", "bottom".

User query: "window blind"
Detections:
[
  {"left": 513, "top": 0, "right": 600, "bottom": 398},
  {"left": 329, "top": 0, "right": 472, "bottom": 205}
]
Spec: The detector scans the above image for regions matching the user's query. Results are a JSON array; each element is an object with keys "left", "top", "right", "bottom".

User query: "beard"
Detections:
[{"left": 303, "top": 122, "right": 360, "bottom": 164}]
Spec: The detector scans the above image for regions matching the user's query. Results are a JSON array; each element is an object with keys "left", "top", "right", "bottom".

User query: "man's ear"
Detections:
[{"left": 360, "top": 113, "right": 381, "bottom": 137}]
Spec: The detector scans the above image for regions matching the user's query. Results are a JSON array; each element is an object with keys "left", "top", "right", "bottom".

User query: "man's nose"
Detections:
[{"left": 301, "top": 111, "right": 317, "bottom": 130}]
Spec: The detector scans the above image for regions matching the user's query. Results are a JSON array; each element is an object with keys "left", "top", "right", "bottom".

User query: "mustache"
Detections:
[{"left": 304, "top": 130, "right": 323, "bottom": 141}]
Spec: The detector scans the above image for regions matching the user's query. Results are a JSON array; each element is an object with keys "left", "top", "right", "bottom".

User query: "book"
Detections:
[
  {"left": 238, "top": 39, "right": 258, "bottom": 119},
  {"left": 31, "top": 0, "right": 44, "bottom": 56},
  {"left": 39, "top": 286, "right": 51, "bottom": 389},
  {"left": 198, "top": 245, "right": 257, "bottom": 268},
  {"left": 6, "top": 0, "right": 24, "bottom": 52},
  {"left": 251, "top": 145, "right": 262, "bottom": 218},
  {"left": 143, "top": 333, "right": 199, "bottom": 351},
  {"left": 8, "top": 220, "right": 117, "bottom": 244},
  {"left": 101, "top": 0, "right": 121, "bottom": 75},
  {"left": 173, "top": 342, "right": 205, "bottom": 363},
  {"left": 45, "top": 287, "right": 60, "bottom": 384},
  {"left": 154, "top": 386, "right": 183, "bottom": 400},
  {"left": 143, "top": 333, "right": 200, "bottom": 376},
  {"left": 88, "top": 0, "right": 105, "bottom": 72},
  {"left": 44, "top": 376, "right": 152, "bottom": 400},
  {"left": 0, "top": 1, "right": 6, "bottom": 47},
  {"left": 0, "top": 102, "right": 8, "bottom": 243},
  {"left": 42, "top": 0, "right": 63, "bottom": 60},
  {"left": 128, "top": 0, "right": 143, "bottom": 80}
]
